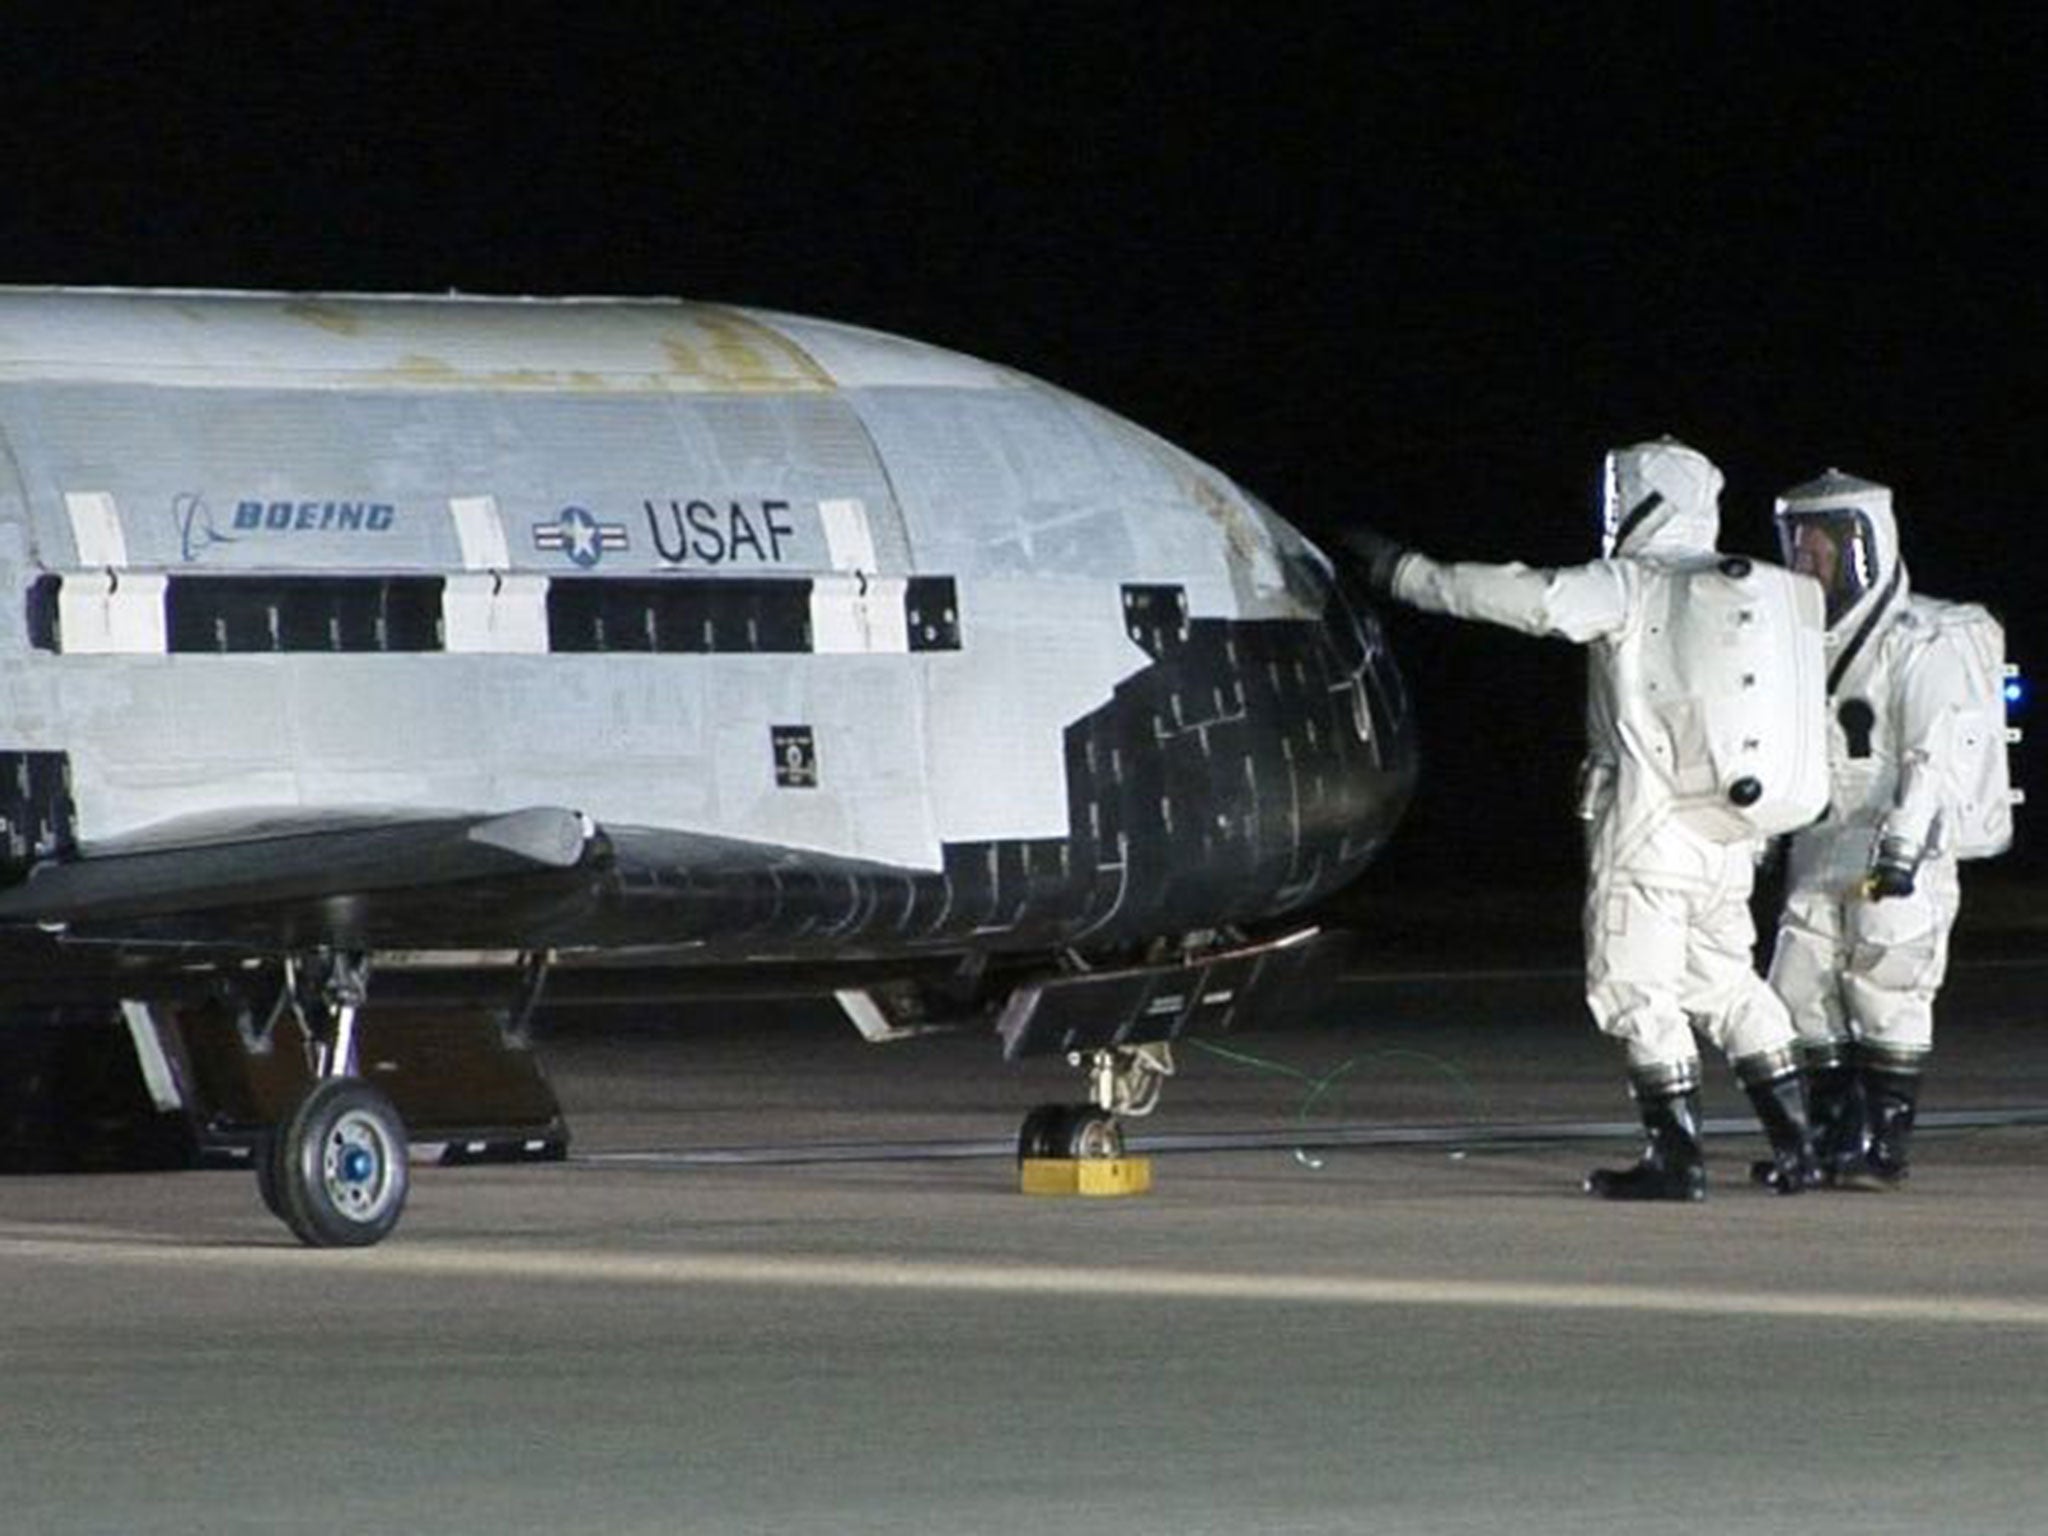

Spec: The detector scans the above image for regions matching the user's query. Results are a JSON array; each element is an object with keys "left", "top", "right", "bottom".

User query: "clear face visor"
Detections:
[{"left": 1777, "top": 509, "right": 1877, "bottom": 626}]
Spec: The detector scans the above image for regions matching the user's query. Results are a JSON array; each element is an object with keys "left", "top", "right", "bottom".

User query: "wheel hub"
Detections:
[{"left": 322, "top": 1110, "right": 398, "bottom": 1222}]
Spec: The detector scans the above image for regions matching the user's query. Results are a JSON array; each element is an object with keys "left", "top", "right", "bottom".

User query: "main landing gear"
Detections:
[
  {"left": 256, "top": 952, "right": 410, "bottom": 1247},
  {"left": 1016, "top": 1042, "right": 1173, "bottom": 1163}
]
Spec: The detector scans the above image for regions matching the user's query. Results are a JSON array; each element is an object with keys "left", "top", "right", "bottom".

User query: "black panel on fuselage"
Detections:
[{"left": 32, "top": 580, "right": 1415, "bottom": 963}]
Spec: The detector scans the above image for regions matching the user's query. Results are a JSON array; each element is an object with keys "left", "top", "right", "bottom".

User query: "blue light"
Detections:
[{"left": 2007, "top": 677, "right": 2029, "bottom": 710}]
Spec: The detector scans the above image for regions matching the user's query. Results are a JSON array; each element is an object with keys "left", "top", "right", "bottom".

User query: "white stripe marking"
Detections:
[
  {"left": 7, "top": 1236, "right": 2048, "bottom": 1328},
  {"left": 64, "top": 490, "right": 127, "bottom": 567},
  {"left": 449, "top": 494, "right": 511, "bottom": 570},
  {"left": 811, "top": 573, "right": 910, "bottom": 654},
  {"left": 818, "top": 496, "right": 876, "bottom": 573},
  {"left": 57, "top": 569, "right": 168, "bottom": 654}
]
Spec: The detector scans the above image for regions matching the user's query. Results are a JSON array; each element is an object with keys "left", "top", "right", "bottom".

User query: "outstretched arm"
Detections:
[{"left": 1390, "top": 550, "right": 1633, "bottom": 645}]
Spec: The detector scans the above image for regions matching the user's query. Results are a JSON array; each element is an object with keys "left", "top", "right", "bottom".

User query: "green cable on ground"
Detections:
[{"left": 1184, "top": 1036, "right": 1491, "bottom": 1169}]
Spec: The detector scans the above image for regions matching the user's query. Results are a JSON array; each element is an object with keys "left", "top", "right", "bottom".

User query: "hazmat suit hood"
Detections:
[
  {"left": 1773, "top": 468, "right": 1908, "bottom": 633},
  {"left": 1600, "top": 439, "right": 1722, "bottom": 560}
]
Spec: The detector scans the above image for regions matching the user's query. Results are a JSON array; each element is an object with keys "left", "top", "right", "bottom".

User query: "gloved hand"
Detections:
[
  {"left": 1339, "top": 523, "right": 1409, "bottom": 597},
  {"left": 1863, "top": 837, "right": 1919, "bottom": 900}
]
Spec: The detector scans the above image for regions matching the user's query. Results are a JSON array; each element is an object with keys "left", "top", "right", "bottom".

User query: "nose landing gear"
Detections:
[{"left": 1015, "top": 1043, "right": 1171, "bottom": 1164}]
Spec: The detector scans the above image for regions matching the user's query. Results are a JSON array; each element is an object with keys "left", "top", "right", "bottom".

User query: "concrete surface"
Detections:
[{"left": 2, "top": 949, "right": 2045, "bottom": 1534}]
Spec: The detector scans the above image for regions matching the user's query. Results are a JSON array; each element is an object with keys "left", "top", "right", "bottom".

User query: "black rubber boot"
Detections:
[
  {"left": 1741, "top": 1068, "right": 1821, "bottom": 1195},
  {"left": 1585, "top": 1085, "right": 1706, "bottom": 1202},
  {"left": 1844, "top": 1056, "right": 1923, "bottom": 1190},
  {"left": 1805, "top": 1047, "right": 1871, "bottom": 1185},
  {"left": 1750, "top": 1043, "right": 1866, "bottom": 1189}
]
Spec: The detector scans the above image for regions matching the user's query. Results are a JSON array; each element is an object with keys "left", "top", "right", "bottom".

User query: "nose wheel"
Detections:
[
  {"left": 1016, "top": 1044, "right": 1171, "bottom": 1163},
  {"left": 1017, "top": 1104, "right": 1125, "bottom": 1162}
]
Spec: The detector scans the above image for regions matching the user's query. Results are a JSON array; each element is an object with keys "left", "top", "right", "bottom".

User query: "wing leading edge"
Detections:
[{"left": 0, "top": 807, "right": 596, "bottom": 928}]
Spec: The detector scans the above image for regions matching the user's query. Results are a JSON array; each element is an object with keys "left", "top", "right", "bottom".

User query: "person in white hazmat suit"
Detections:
[
  {"left": 1345, "top": 439, "right": 1827, "bottom": 1200},
  {"left": 1766, "top": 469, "right": 2008, "bottom": 1188}
]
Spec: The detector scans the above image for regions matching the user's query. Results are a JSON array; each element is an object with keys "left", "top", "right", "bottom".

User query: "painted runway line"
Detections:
[
  {"left": 7, "top": 1232, "right": 2048, "bottom": 1329},
  {"left": 572, "top": 1106, "right": 2048, "bottom": 1166}
]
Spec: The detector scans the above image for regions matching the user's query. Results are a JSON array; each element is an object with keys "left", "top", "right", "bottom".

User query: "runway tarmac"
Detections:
[{"left": 4, "top": 948, "right": 2046, "bottom": 1534}]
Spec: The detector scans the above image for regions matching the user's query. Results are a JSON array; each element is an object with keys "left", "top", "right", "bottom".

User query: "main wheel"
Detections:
[
  {"left": 272, "top": 1077, "right": 410, "bottom": 1247},
  {"left": 254, "top": 1131, "right": 284, "bottom": 1218}
]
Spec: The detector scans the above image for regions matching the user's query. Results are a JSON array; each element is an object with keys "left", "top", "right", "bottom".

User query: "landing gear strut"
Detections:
[
  {"left": 260, "top": 951, "right": 410, "bottom": 1247},
  {"left": 1016, "top": 1043, "right": 1173, "bottom": 1162}
]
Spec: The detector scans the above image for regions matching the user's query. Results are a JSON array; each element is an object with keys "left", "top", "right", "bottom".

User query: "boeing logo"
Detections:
[
  {"left": 234, "top": 500, "right": 397, "bottom": 533},
  {"left": 177, "top": 495, "right": 398, "bottom": 562},
  {"left": 175, "top": 493, "right": 236, "bottom": 562},
  {"left": 534, "top": 506, "right": 630, "bottom": 569}
]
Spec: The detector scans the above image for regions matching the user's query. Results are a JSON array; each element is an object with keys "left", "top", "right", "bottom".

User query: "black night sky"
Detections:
[{"left": 4, "top": 6, "right": 2042, "bottom": 894}]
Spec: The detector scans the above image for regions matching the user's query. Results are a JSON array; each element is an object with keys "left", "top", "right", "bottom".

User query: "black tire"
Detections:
[
  {"left": 1062, "top": 1107, "right": 1124, "bottom": 1161},
  {"left": 255, "top": 1130, "right": 285, "bottom": 1218},
  {"left": 1017, "top": 1104, "right": 1072, "bottom": 1162},
  {"left": 273, "top": 1078, "right": 410, "bottom": 1248}
]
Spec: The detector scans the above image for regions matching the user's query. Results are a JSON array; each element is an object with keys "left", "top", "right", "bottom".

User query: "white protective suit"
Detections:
[
  {"left": 1389, "top": 440, "right": 1810, "bottom": 1092},
  {"left": 1767, "top": 471, "right": 1971, "bottom": 1064}
]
